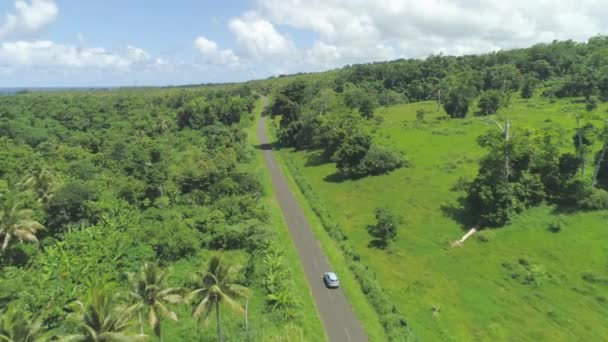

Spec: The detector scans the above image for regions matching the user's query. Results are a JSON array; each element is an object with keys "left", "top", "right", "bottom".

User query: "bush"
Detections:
[
  {"left": 416, "top": 109, "right": 426, "bottom": 121},
  {"left": 586, "top": 97, "right": 598, "bottom": 112},
  {"left": 355, "top": 145, "right": 406, "bottom": 176},
  {"left": 548, "top": 217, "right": 564, "bottom": 233},
  {"left": 578, "top": 188, "right": 608, "bottom": 210}
]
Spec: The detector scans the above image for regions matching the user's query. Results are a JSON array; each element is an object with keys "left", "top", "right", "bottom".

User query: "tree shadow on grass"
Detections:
[
  {"left": 367, "top": 239, "right": 388, "bottom": 249},
  {"left": 550, "top": 203, "right": 584, "bottom": 215},
  {"left": 304, "top": 150, "right": 330, "bottom": 167},
  {"left": 253, "top": 142, "right": 274, "bottom": 151},
  {"left": 440, "top": 198, "right": 478, "bottom": 232}
]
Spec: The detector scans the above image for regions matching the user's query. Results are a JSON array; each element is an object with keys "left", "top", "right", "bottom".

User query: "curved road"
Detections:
[{"left": 257, "top": 117, "right": 367, "bottom": 342}]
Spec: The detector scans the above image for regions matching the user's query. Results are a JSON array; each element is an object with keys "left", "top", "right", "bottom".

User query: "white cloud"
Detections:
[
  {"left": 249, "top": 0, "right": 608, "bottom": 69},
  {"left": 0, "top": 40, "right": 165, "bottom": 71},
  {"left": 228, "top": 13, "right": 295, "bottom": 59},
  {"left": 194, "top": 36, "right": 239, "bottom": 66},
  {"left": 0, "top": 0, "right": 58, "bottom": 39}
]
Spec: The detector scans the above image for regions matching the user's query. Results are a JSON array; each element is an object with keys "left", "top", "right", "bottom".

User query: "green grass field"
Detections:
[{"left": 277, "top": 96, "right": 608, "bottom": 341}]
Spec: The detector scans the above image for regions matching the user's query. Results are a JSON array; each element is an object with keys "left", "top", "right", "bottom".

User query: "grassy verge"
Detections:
[
  {"left": 266, "top": 118, "right": 392, "bottom": 341},
  {"left": 246, "top": 99, "right": 326, "bottom": 341}
]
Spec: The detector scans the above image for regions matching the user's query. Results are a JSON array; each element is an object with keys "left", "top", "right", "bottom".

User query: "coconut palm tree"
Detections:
[
  {"left": 128, "top": 263, "right": 182, "bottom": 341},
  {"left": 64, "top": 287, "right": 142, "bottom": 342},
  {"left": 0, "top": 306, "right": 47, "bottom": 342},
  {"left": 0, "top": 197, "right": 43, "bottom": 253},
  {"left": 20, "top": 167, "right": 60, "bottom": 203},
  {"left": 187, "top": 256, "right": 251, "bottom": 342}
]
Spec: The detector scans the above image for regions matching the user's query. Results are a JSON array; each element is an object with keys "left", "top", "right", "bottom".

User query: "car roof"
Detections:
[{"left": 325, "top": 272, "right": 338, "bottom": 279}]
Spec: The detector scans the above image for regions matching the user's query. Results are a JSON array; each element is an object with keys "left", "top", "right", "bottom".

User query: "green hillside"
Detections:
[{"left": 274, "top": 96, "right": 608, "bottom": 340}]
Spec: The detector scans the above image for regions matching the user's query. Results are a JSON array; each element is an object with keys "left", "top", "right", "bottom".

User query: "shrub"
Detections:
[
  {"left": 578, "top": 188, "right": 608, "bottom": 210},
  {"left": 416, "top": 109, "right": 426, "bottom": 121},
  {"left": 548, "top": 217, "right": 564, "bottom": 233},
  {"left": 356, "top": 145, "right": 406, "bottom": 176},
  {"left": 586, "top": 97, "right": 598, "bottom": 112}
]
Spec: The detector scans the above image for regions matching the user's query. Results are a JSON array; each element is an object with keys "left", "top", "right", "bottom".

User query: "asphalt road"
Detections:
[{"left": 257, "top": 116, "right": 367, "bottom": 342}]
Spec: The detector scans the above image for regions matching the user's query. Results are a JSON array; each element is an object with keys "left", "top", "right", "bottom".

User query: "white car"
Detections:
[{"left": 323, "top": 272, "right": 340, "bottom": 288}]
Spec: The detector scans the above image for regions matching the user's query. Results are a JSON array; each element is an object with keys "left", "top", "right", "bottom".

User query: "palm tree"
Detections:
[
  {"left": 65, "top": 287, "right": 142, "bottom": 342},
  {"left": 187, "top": 256, "right": 251, "bottom": 342},
  {"left": 128, "top": 263, "right": 182, "bottom": 341},
  {"left": 19, "top": 167, "right": 60, "bottom": 203},
  {"left": 0, "top": 198, "right": 44, "bottom": 253},
  {"left": 0, "top": 306, "right": 47, "bottom": 342}
]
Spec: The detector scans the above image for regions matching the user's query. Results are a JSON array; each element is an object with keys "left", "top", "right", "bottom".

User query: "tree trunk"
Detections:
[
  {"left": 577, "top": 114, "right": 585, "bottom": 176},
  {"left": 592, "top": 144, "right": 608, "bottom": 187},
  {"left": 216, "top": 300, "right": 223, "bottom": 342},
  {"left": 505, "top": 125, "right": 509, "bottom": 182},
  {"left": 245, "top": 299, "right": 249, "bottom": 334},
  {"left": 1, "top": 233, "right": 11, "bottom": 252},
  {"left": 139, "top": 312, "right": 144, "bottom": 335}
]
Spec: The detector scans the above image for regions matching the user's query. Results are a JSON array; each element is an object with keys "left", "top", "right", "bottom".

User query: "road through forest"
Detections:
[{"left": 257, "top": 116, "right": 367, "bottom": 342}]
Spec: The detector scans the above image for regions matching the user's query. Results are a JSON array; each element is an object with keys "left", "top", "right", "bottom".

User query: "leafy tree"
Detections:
[
  {"left": 331, "top": 132, "right": 372, "bottom": 175},
  {"left": 478, "top": 90, "right": 504, "bottom": 115},
  {"left": 367, "top": 207, "right": 403, "bottom": 248},
  {"left": 45, "top": 183, "right": 96, "bottom": 233},
  {"left": 444, "top": 86, "right": 475, "bottom": 118},
  {"left": 573, "top": 121, "right": 596, "bottom": 176},
  {"left": 598, "top": 75, "right": 608, "bottom": 101},
  {"left": 521, "top": 76, "right": 537, "bottom": 99},
  {"left": 527, "top": 59, "right": 553, "bottom": 80},
  {"left": 128, "top": 263, "right": 182, "bottom": 341},
  {"left": 484, "top": 64, "right": 523, "bottom": 91},
  {"left": 358, "top": 94, "right": 379, "bottom": 119},
  {"left": 177, "top": 98, "right": 214, "bottom": 129},
  {"left": 314, "top": 111, "right": 364, "bottom": 159},
  {"left": 187, "top": 256, "right": 251, "bottom": 342},
  {"left": 356, "top": 145, "right": 406, "bottom": 176},
  {"left": 0, "top": 197, "right": 43, "bottom": 253},
  {"left": 462, "top": 129, "right": 547, "bottom": 226}
]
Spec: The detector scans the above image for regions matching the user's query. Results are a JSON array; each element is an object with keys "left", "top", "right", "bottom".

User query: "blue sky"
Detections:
[{"left": 0, "top": 0, "right": 607, "bottom": 87}]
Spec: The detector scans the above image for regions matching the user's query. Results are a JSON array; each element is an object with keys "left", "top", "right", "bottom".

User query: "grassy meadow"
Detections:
[{"left": 276, "top": 96, "right": 608, "bottom": 341}]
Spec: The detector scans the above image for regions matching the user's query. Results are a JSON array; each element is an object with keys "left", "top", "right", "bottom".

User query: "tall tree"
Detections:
[
  {"left": 573, "top": 116, "right": 596, "bottom": 177},
  {"left": 0, "top": 197, "right": 43, "bottom": 253},
  {"left": 592, "top": 122, "right": 608, "bottom": 187},
  {"left": 128, "top": 263, "right": 182, "bottom": 341},
  {"left": 0, "top": 306, "right": 46, "bottom": 342},
  {"left": 65, "top": 287, "right": 141, "bottom": 342},
  {"left": 187, "top": 256, "right": 251, "bottom": 342},
  {"left": 19, "top": 166, "right": 60, "bottom": 203}
]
